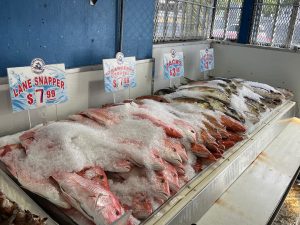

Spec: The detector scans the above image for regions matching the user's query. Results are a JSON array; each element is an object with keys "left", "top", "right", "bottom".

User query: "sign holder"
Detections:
[
  {"left": 27, "top": 110, "right": 32, "bottom": 129},
  {"left": 55, "top": 105, "right": 58, "bottom": 121}
]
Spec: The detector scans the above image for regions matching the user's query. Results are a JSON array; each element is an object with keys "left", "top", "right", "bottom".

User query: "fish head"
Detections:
[
  {"left": 162, "top": 162, "right": 180, "bottom": 192},
  {"left": 77, "top": 166, "right": 110, "bottom": 190},
  {"left": 131, "top": 193, "right": 153, "bottom": 219},
  {"left": 112, "top": 159, "right": 133, "bottom": 173},
  {"left": 96, "top": 192, "right": 125, "bottom": 225},
  {"left": 151, "top": 172, "right": 170, "bottom": 200},
  {"left": 149, "top": 149, "right": 166, "bottom": 171}
]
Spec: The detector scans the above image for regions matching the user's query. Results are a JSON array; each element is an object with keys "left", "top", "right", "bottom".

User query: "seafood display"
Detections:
[
  {"left": 0, "top": 191, "right": 47, "bottom": 225},
  {"left": 0, "top": 78, "right": 293, "bottom": 225}
]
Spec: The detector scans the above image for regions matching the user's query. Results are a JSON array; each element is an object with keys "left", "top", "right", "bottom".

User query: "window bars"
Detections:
[
  {"left": 251, "top": 0, "right": 300, "bottom": 48},
  {"left": 211, "top": 0, "right": 244, "bottom": 40},
  {"left": 153, "top": 0, "right": 214, "bottom": 43}
]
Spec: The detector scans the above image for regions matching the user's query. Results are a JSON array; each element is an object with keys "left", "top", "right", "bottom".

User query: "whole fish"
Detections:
[
  {"left": 0, "top": 144, "right": 70, "bottom": 209},
  {"left": 77, "top": 166, "right": 110, "bottom": 190},
  {"left": 135, "top": 95, "right": 169, "bottom": 103},
  {"left": 80, "top": 108, "right": 120, "bottom": 126},
  {"left": 244, "top": 97, "right": 267, "bottom": 113},
  {"left": 161, "top": 161, "right": 180, "bottom": 192},
  {"left": 52, "top": 172, "right": 125, "bottom": 225},
  {"left": 154, "top": 88, "right": 176, "bottom": 96},
  {"left": 179, "top": 87, "right": 231, "bottom": 105},
  {"left": 171, "top": 97, "right": 214, "bottom": 111},
  {"left": 205, "top": 97, "right": 245, "bottom": 123},
  {"left": 132, "top": 112, "right": 183, "bottom": 138}
]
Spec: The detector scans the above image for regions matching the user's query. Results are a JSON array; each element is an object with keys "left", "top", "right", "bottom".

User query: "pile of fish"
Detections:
[
  {"left": 0, "top": 191, "right": 47, "bottom": 225},
  {"left": 0, "top": 78, "right": 293, "bottom": 225}
]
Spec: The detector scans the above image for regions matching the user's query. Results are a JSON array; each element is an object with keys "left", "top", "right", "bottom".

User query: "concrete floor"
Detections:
[{"left": 272, "top": 180, "right": 300, "bottom": 225}]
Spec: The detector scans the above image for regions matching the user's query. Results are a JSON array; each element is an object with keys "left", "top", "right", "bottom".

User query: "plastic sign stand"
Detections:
[
  {"left": 200, "top": 48, "right": 214, "bottom": 72},
  {"left": 7, "top": 58, "right": 68, "bottom": 113},
  {"left": 163, "top": 49, "right": 184, "bottom": 80},
  {"left": 103, "top": 52, "right": 137, "bottom": 93}
]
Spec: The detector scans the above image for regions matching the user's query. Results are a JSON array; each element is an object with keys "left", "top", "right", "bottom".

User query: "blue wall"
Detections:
[
  {"left": 0, "top": 0, "right": 155, "bottom": 77},
  {"left": 122, "top": 0, "right": 156, "bottom": 59}
]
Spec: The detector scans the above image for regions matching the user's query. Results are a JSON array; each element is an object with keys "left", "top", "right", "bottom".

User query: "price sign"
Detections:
[
  {"left": 163, "top": 49, "right": 184, "bottom": 79},
  {"left": 7, "top": 59, "right": 68, "bottom": 112},
  {"left": 200, "top": 48, "right": 214, "bottom": 72},
  {"left": 103, "top": 52, "right": 137, "bottom": 92}
]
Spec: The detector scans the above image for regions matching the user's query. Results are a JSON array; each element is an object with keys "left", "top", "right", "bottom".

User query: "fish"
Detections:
[
  {"left": 244, "top": 97, "right": 267, "bottom": 113},
  {"left": 135, "top": 95, "right": 169, "bottom": 103},
  {"left": 132, "top": 113, "right": 183, "bottom": 138},
  {"left": 164, "top": 138, "right": 188, "bottom": 163},
  {"left": 243, "top": 81, "right": 284, "bottom": 101},
  {"left": 52, "top": 172, "right": 125, "bottom": 225},
  {"left": 0, "top": 144, "right": 71, "bottom": 209},
  {"left": 80, "top": 108, "right": 120, "bottom": 127},
  {"left": 206, "top": 97, "right": 245, "bottom": 123},
  {"left": 118, "top": 139, "right": 165, "bottom": 171},
  {"left": 192, "top": 158, "right": 204, "bottom": 173},
  {"left": 77, "top": 166, "right": 110, "bottom": 190},
  {"left": 125, "top": 193, "right": 153, "bottom": 220},
  {"left": 69, "top": 114, "right": 103, "bottom": 129},
  {"left": 154, "top": 88, "right": 176, "bottom": 96},
  {"left": 161, "top": 161, "right": 180, "bottom": 192},
  {"left": 220, "top": 115, "right": 247, "bottom": 133},
  {"left": 178, "top": 86, "right": 231, "bottom": 105},
  {"left": 190, "top": 143, "right": 216, "bottom": 161},
  {"left": 171, "top": 97, "right": 214, "bottom": 110}
]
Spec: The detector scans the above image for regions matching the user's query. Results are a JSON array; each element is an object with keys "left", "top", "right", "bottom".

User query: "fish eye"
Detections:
[
  {"left": 172, "top": 147, "right": 177, "bottom": 152},
  {"left": 161, "top": 179, "right": 165, "bottom": 183},
  {"left": 115, "top": 210, "right": 120, "bottom": 216},
  {"left": 191, "top": 130, "right": 195, "bottom": 133},
  {"left": 99, "top": 175, "right": 104, "bottom": 180}
]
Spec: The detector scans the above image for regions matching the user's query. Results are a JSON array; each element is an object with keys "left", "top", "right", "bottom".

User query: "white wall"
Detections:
[
  {"left": 212, "top": 42, "right": 300, "bottom": 114},
  {"left": 153, "top": 41, "right": 212, "bottom": 91},
  {"left": 0, "top": 60, "right": 153, "bottom": 136}
]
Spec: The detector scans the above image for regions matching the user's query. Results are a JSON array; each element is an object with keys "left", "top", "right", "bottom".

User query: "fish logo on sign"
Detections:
[
  {"left": 171, "top": 49, "right": 176, "bottom": 58},
  {"left": 116, "top": 52, "right": 124, "bottom": 65},
  {"left": 31, "top": 58, "right": 45, "bottom": 74}
]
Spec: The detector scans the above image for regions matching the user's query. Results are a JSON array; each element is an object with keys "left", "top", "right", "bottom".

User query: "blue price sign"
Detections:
[
  {"left": 163, "top": 49, "right": 184, "bottom": 79},
  {"left": 200, "top": 48, "right": 214, "bottom": 72},
  {"left": 103, "top": 52, "right": 137, "bottom": 93},
  {"left": 7, "top": 59, "right": 68, "bottom": 112}
]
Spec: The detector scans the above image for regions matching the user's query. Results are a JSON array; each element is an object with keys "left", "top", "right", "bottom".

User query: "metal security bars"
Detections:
[
  {"left": 251, "top": 0, "right": 300, "bottom": 48},
  {"left": 211, "top": 0, "right": 244, "bottom": 40},
  {"left": 153, "top": 0, "right": 214, "bottom": 43}
]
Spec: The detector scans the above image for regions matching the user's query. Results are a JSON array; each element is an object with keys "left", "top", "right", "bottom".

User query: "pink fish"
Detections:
[
  {"left": 77, "top": 166, "right": 110, "bottom": 190},
  {"left": 164, "top": 138, "right": 188, "bottom": 163},
  {"left": 52, "top": 172, "right": 125, "bottom": 225},
  {"left": 80, "top": 108, "right": 120, "bottom": 127},
  {"left": 69, "top": 114, "right": 103, "bottom": 129},
  {"left": 123, "top": 193, "right": 153, "bottom": 220},
  {"left": 0, "top": 144, "right": 70, "bottom": 209},
  {"left": 132, "top": 113, "right": 183, "bottom": 138},
  {"left": 161, "top": 161, "right": 180, "bottom": 192}
]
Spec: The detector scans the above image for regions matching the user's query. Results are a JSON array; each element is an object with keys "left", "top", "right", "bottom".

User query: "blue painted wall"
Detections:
[
  {"left": 0, "top": 0, "right": 155, "bottom": 77},
  {"left": 122, "top": 0, "right": 156, "bottom": 59}
]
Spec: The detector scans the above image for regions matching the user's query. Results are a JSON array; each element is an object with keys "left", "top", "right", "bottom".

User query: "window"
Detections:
[
  {"left": 153, "top": 0, "right": 214, "bottom": 43},
  {"left": 211, "top": 0, "right": 244, "bottom": 40},
  {"left": 251, "top": 0, "right": 300, "bottom": 48}
]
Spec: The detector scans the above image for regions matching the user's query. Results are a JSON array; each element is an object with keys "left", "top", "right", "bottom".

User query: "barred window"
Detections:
[
  {"left": 251, "top": 0, "right": 300, "bottom": 48},
  {"left": 211, "top": 0, "right": 244, "bottom": 40},
  {"left": 153, "top": 0, "right": 214, "bottom": 43}
]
